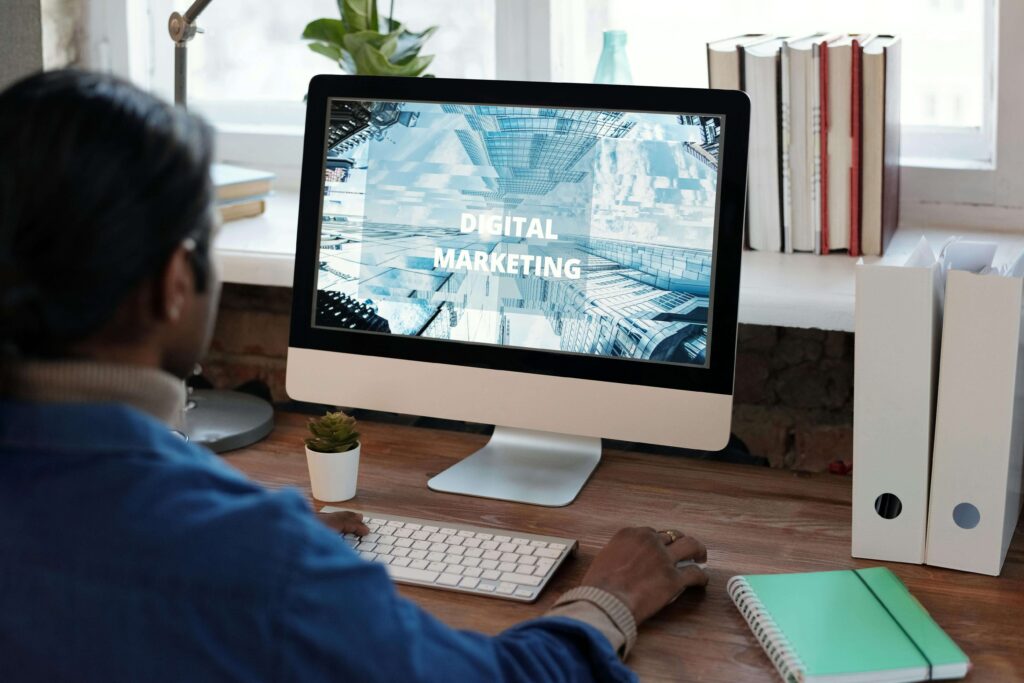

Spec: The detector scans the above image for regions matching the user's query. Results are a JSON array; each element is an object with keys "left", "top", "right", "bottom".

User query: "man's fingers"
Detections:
[
  {"left": 665, "top": 535, "right": 707, "bottom": 564},
  {"left": 321, "top": 511, "right": 369, "bottom": 535},
  {"left": 674, "top": 563, "right": 709, "bottom": 591}
]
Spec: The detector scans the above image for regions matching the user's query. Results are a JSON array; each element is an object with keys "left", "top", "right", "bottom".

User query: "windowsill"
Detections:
[
  {"left": 214, "top": 191, "right": 1024, "bottom": 332},
  {"left": 901, "top": 156, "right": 995, "bottom": 171}
]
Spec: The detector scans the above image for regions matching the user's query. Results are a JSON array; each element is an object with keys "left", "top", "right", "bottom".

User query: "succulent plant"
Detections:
[{"left": 305, "top": 410, "right": 360, "bottom": 453}]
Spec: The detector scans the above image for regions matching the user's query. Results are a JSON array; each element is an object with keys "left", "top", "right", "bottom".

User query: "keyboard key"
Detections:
[
  {"left": 481, "top": 559, "right": 499, "bottom": 570},
  {"left": 428, "top": 533, "right": 448, "bottom": 543},
  {"left": 477, "top": 533, "right": 493, "bottom": 540},
  {"left": 481, "top": 541, "right": 499, "bottom": 551},
  {"left": 448, "top": 546, "right": 466, "bottom": 556},
  {"left": 447, "top": 536, "right": 464, "bottom": 546},
  {"left": 514, "top": 588, "right": 535, "bottom": 598},
  {"left": 448, "top": 565, "right": 465, "bottom": 576},
  {"left": 495, "top": 535, "right": 512, "bottom": 543},
  {"left": 412, "top": 541, "right": 430, "bottom": 550},
  {"left": 391, "top": 547, "right": 410, "bottom": 557},
  {"left": 394, "top": 529, "right": 413, "bottom": 538},
  {"left": 459, "top": 577, "right": 480, "bottom": 589},
  {"left": 389, "top": 521, "right": 405, "bottom": 528},
  {"left": 423, "top": 526, "right": 440, "bottom": 533},
  {"left": 408, "top": 550, "right": 428, "bottom": 560},
  {"left": 427, "top": 562, "right": 447, "bottom": 573},
  {"left": 535, "top": 548, "right": 561, "bottom": 559},
  {"left": 500, "top": 553, "right": 519, "bottom": 563},
  {"left": 498, "top": 542, "right": 517, "bottom": 553},
  {"left": 363, "top": 533, "right": 381, "bottom": 543},
  {"left": 518, "top": 545, "right": 535, "bottom": 556},
  {"left": 359, "top": 551, "right": 375, "bottom": 561},
  {"left": 387, "top": 564, "right": 438, "bottom": 583},
  {"left": 465, "top": 548, "right": 484, "bottom": 558},
  {"left": 411, "top": 531, "right": 430, "bottom": 541},
  {"left": 513, "top": 538, "right": 530, "bottom": 546},
  {"left": 392, "top": 556, "right": 412, "bottom": 567},
  {"left": 498, "top": 562, "right": 517, "bottom": 572},
  {"left": 437, "top": 573, "right": 461, "bottom": 587},
  {"left": 501, "top": 572, "right": 542, "bottom": 587},
  {"left": 429, "top": 543, "right": 449, "bottom": 553},
  {"left": 497, "top": 582, "right": 516, "bottom": 594},
  {"left": 461, "top": 557, "right": 481, "bottom": 568},
  {"left": 516, "top": 564, "right": 534, "bottom": 575},
  {"left": 479, "top": 583, "right": 496, "bottom": 592},
  {"left": 377, "top": 536, "right": 395, "bottom": 546},
  {"left": 395, "top": 538, "right": 414, "bottom": 548},
  {"left": 441, "top": 528, "right": 457, "bottom": 535},
  {"left": 549, "top": 543, "right": 567, "bottom": 551},
  {"left": 529, "top": 540, "right": 547, "bottom": 547},
  {"left": 409, "top": 559, "right": 429, "bottom": 570},
  {"left": 426, "top": 552, "right": 446, "bottom": 562},
  {"left": 532, "top": 565, "right": 549, "bottom": 577},
  {"left": 482, "top": 550, "right": 501, "bottom": 560},
  {"left": 458, "top": 530, "right": 475, "bottom": 537},
  {"left": 405, "top": 523, "right": 421, "bottom": 531},
  {"left": 374, "top": 555, "right": 394, "bottom": 565},
  {"left": 520, "top": 555, "right": 537, "bottom": 565},
  {"left": 464, "top": 567, "right": 483, "bottom": 578},
  {"left": 357, "top": 543, "right": 377, "bottom": 553},
  {"left": 463, "top": 538, "right": 482, "bottom": 548},
  {"left": 482, "top": 570, "right": 501, "bottom": 580}
]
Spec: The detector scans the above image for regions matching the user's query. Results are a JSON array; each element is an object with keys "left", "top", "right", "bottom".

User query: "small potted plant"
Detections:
[{"left": 305, "top": 410, "right": 362, "bottom": 502}]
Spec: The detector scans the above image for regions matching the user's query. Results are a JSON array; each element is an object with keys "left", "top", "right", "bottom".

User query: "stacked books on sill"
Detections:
[
  {"left": 212, "top": 163, "right": 275, "bottom": 223},
  {"left": 708, "top": 33, "right": 901, "bottom": 256}
]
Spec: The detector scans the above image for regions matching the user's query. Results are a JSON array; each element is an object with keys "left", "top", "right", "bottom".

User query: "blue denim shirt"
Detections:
[{"left": 0, "top": 401, "right": 636, "bottom": 682}]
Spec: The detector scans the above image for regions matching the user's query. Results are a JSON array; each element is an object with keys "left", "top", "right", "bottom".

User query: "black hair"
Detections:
[{"left": 0, "top": 69, "right": 215, "bottom": 360}]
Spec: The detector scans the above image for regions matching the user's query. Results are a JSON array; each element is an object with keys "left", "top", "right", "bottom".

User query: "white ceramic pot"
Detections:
[{"left": 305, "top": 443, "right": 360, "bottom": 502}]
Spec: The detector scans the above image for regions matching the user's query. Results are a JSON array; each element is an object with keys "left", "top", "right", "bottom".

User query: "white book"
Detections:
[
  {"left": 784, "top": 34, "right": 834, "bottom": 253},
  {"left": 826, "top": 36, "right": 854, "bottom": 252},
  {"left": 779, "top": 41, "right": 793, "bottom": 253},
  {"left": 852, "top": 239, "right": 943, "bottom": 564},
  {"left": 706, "top": 34, "right": 773, "bottom": 90},
  {"left": 743, "top": 38, "right": 786, "bottom": 252},
  {"left": 926, "top": 264, "right": 1024, "bottom": 576}
]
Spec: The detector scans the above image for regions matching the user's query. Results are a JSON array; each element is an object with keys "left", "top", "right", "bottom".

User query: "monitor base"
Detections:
[{"left": 427, "top": 426, "right": 602, "bottom": 507}]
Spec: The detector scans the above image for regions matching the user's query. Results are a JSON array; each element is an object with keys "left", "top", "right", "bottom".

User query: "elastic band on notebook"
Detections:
[{"left": 851, "top": 570, "right": 933, "bottom": 680}]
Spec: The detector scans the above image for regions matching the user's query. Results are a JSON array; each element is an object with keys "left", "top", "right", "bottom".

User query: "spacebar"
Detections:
[{"left": 386, "top": 564, "right": 439, "bottom": 583}]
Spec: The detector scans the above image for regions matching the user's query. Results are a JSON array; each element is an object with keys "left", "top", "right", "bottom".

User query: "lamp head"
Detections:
[{"left": 168, "top": 12, "right": 198, "bottom": 44}]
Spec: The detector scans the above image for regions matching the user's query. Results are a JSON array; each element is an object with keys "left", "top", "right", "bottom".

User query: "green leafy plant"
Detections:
[
  {"left": 306, "top": 410, "right": 361, "bottom": 453},
  {"left": 302, "top": 0, "right": 437, "bottom": 77}
]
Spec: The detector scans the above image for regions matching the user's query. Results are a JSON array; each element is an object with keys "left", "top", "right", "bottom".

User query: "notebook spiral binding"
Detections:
[{"left": 727, "top": 576, "right": 806, "bottom": 683}]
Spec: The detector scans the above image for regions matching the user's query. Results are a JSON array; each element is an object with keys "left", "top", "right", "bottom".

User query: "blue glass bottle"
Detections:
[{"left": 593, "top": 30, "right": 633, "bottom": 85}]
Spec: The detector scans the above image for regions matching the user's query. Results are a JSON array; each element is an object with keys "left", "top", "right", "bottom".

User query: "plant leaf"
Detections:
[
  {"left": 341, "top": 29, "right": 398, "bottom": 60},
  {"left": 354, "top": 43, "right": 433, "bottom": 77},
  {"left": 307, "top": 42, "right": 344, "bottom": 63},
  {"left": 390, "top": 24, "right": 438, "bottom": 62},
  {"left": 302, "top": 18, "right": 348, "bottom": 46},
  {"left": 342, "top": 0, "right": 376, "bottom": 33}
]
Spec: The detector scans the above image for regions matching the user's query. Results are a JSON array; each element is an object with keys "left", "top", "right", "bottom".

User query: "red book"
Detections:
[
  {"left": 819, "top": 42, "right": 830, "bottom": 255},
  {"left": 849, "top": 37, "right": 864, "bottom": 258}
]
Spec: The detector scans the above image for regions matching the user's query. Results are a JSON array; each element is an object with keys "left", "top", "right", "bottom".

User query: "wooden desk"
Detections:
[{"left": 230, "top": 413, "right": 1024, "bottom": 682}]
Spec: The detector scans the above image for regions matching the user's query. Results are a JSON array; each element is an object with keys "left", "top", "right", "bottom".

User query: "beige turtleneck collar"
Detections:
[{"left": 3, "top": 361, "right": 187, "bottom": 429}]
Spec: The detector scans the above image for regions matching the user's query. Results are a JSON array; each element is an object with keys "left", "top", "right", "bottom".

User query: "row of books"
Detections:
[{"left": 708, "top": 33, "right": 901, "bottom": 256}]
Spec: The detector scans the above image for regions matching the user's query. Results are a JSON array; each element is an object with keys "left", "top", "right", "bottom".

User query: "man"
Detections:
[{"left": 0, "top": 70, "right": 709, "bottom": 682}]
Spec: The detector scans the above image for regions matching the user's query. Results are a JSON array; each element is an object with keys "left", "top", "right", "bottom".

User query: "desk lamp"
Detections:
[{"left": 168, "top": 0, "right": 275, "bottom": 452}]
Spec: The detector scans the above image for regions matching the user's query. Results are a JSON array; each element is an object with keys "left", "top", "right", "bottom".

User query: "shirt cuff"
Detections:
[{"left": 547, "top": 586, "right": 638, "bottom": 659}]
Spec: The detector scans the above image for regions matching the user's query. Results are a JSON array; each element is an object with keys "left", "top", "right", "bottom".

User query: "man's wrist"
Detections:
[{"left": 552, "top": 586, "right": 638, "bottom": 659}]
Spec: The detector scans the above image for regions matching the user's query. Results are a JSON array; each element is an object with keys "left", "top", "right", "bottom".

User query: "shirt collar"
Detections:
[{"left": 3, "top": 361, "right": 186, "bottom": 429}]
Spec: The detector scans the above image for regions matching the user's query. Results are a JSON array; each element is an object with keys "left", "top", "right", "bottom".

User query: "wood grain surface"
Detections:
[{"left": 227, "top": 412, "right": 1024, "bottom": 682}]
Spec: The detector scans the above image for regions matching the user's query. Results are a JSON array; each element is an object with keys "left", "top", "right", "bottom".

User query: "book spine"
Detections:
[
  {"left": 849, "top": 38, "right": 863, "bottom": 258},
  {"left": 819, "top": 43, "right": 831, "bottom": 255},
  {"left": 811, "top": 44, "right": 822, "bottom": 256},
  {"left": 780, "top": 43, "right": 793, "bottom": 254},
  {"left": 727, "top": 576, "right": 806, "bottom": 681}
]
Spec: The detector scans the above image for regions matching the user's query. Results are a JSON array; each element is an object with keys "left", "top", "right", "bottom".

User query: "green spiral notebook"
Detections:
[{"left": 727, "top": 567, "right": 970, "bottom": 683}]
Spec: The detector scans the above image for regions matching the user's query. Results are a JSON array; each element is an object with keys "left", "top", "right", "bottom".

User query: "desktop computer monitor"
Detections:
[{"left": 288, "top": 76, "right": 749, "bottom": 507}]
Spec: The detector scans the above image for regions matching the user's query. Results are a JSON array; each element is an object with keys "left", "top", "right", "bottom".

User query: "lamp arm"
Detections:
[{"left": 169, "top": 0, "right": 216, "bottom": 108}]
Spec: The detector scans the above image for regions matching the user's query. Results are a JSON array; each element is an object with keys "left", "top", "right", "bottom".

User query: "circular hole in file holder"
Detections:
[
  {"left": 953, "top": 503, "right": 981, "bottom": 529},
  {"left": 874, "top": 493, "right": 903, "bottom": 519}
]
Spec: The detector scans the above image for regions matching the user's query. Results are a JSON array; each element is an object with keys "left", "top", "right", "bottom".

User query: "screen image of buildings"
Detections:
[{"left": 314, "top": 99, "right": 721, "bottom": 366}]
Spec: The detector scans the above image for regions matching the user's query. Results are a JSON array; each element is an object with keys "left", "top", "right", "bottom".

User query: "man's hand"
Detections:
[
  {"left": 581, "top": 527, "right": 709, "bottom": 624},
  {"left": 318, "top": 510, "right": 370, "bottom": 537}
]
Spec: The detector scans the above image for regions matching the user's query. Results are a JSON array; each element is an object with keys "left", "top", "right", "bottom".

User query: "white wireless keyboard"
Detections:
[{"left": 321, "top": 507, "right": 577, "bottom": 602}]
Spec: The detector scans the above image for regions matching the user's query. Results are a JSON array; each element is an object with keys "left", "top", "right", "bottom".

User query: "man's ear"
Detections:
[{"left": 156, "top": 244, "right": 195, "bottom": 324}]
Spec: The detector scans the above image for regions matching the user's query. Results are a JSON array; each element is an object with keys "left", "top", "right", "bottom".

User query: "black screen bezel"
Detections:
[{"left": 290, "top": 76, "right": 749, "bottom": 395}]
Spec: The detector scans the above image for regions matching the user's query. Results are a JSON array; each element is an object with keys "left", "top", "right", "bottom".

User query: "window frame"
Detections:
[{"left": 86, "top": 0, "right": 1023, "bottom": 229}]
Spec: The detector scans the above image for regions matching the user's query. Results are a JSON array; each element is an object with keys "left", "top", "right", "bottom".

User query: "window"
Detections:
[{"left": 549, "top": 0, "right": 992, "bottom": 164}]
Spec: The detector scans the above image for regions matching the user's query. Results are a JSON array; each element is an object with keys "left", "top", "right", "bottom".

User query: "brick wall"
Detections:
[{"left": 205, "top": 284, "right": 854, "bottom": 472}]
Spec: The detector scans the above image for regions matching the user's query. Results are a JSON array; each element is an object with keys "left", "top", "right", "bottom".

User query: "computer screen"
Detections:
[{"left": 312, "top": 99, "right": 724, "bottom": 369}]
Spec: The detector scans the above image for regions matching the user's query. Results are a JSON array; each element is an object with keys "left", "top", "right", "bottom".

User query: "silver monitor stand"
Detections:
[{"left": 427, "top": 426, "right": 602, "bottom": 507}]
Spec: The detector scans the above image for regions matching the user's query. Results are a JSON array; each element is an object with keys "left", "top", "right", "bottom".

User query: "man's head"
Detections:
[{"left": 0, "top": 70, "right": 220, "bottom": 378}]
